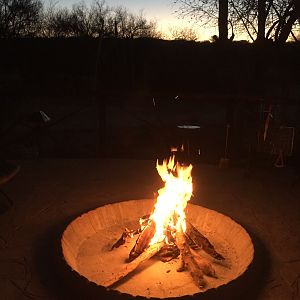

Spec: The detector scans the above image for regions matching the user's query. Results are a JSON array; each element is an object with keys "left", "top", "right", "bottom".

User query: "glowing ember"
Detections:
[{"left": 149, "top": 156, "right": 193, "bottom": 245}]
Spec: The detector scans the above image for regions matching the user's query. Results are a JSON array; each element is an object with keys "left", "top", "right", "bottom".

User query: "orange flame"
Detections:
[{"left": 149, "top": 156, "right": 193, "bottom": 245}]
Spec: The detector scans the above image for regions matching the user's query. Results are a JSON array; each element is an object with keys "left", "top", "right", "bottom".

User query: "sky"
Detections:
[{"left": 56, "top": 0, "right": 218, "bottom": 40}]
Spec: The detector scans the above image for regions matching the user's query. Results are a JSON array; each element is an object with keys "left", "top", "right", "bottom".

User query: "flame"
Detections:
[{"left": 149, "top": 156, "right": 193, "bottom": 245}]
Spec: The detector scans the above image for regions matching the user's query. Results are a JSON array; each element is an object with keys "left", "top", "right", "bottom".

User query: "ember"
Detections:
[{"left": 108, "top": 156, "right": 224, "bottom": 288}]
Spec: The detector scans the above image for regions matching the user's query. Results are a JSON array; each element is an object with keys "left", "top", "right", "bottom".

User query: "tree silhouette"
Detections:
[
  {"left": 231, "top": 0, "right": 300, "bottom": 42},
  {"left": 173, "top": 0, "right": 299, "bottom": 42},
  {"left": 110, "top": 7, "right": 159, "bottom": 39},
  {"left": 39, "top": 1, "right": 160, "bottom": 38},
  {"left": 0, "top": 0, "right": 42, "bottom": 37},
  {"left": 219, "top": 0, "right": 229, "bottom": 41},
  {"left": 0, "top": 0, "right": 160, "bottom": 38},
  {"left": 1, "top": 0, "right": 298, "bottom": 41},
  {"left": 42, "top": 6, "right": 73, "bottom": 37},
  {"left": 173, "top": 0, "right": 230, "bottom": 41},
  {"left": 89, "top": 0, "right": 109, "bottom": 37},
  {"left": 69, "top": 3, "right": 93, "bottom": 37},
  {"left": 169, "top": 26, "right": 199, "bottom": 40}
]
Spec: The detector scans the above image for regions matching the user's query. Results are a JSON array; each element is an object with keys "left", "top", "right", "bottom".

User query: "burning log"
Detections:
[
  {"left": 129, "top": 220, "right": 156, "bottom": 261},
  {"left": 102, "top": 241, "right": 164, "bottom": 288},
  {"left": 157, "top": 244, "right": 180, "bottom": 262},
  {"left": 110, "top": 214, "right": 223, "bottom": 289},
  {"left": 175, "top": 225, "right": 188, "bottom": 272},
  {"left": 185, "top": 220, "right": 224, "bottom": 260},
  {"left": 110, "top": 218, "right": 222, "bottom": 289},
  {"left": 111, "top": 214, "right": 151, "bottom": 251},
  {"left": 111, "top": 228, "right": 139, "bottom": 250},
  {"left": 176, "top": 226, "right": 207, "bottom": 288}
]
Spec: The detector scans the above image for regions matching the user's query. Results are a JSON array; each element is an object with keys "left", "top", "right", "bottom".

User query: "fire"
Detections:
[{"left": 149, "top": 156, "right": 193, "bottom": 245}]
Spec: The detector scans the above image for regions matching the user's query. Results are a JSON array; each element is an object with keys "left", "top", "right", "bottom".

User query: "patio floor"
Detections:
[{"left": 0, "top": 159, "right": 299, "bottom": 299}]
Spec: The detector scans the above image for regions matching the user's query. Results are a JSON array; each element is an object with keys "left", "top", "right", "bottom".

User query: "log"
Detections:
[
  {"left": 129, "top": 220, "right": 156, "bottom": 261},
  {"left": 175, "top": 225, "right": 187, "bottom": 272},
  {"left": 111, "top": 214, "right": 151, "bottom": 251},
  {"left": 158, "top": 244, "right": 180, "bottom": 262},
  {"left": 183, "top": 247, "right": 206, "bottom": 288},
  {"left": 111, "top": 228, "right": 139, "bottom": 250},
  {"left": 194, "top": 257, "right": 216, "bottom": 278},
  {"left": 185, "top": 232, "right": 200, "bottom": 250},
  {"left": 185, "top": 220, "right": 224, "bottom": 260},
  {"left": 102, "top": 242, "right": 164, "bottom": 288},
  {"left": 190, "top": 248, "right": 217, "bottom": 278},
  {"left": 176, "top": 226, "right": 206, "bottom": 288}
]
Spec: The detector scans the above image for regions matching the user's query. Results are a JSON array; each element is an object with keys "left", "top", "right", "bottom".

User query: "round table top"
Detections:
[{"left": 177, "top": 125, "right": 201, "bottom": 130}]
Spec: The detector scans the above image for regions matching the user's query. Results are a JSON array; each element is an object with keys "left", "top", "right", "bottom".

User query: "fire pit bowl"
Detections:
[{"left": 62, "top": 199, "right": 254, "bottom": 298}]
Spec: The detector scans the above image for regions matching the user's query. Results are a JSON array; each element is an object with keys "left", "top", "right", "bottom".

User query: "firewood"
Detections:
[
  {"left": 102, "top": 242, "right": 164, "bottom": 288},
  {"left": 190, "top": 248, "right": 217, "bottom": 278},
  {"left": 111, "top": 214, "right": 151, "bottom": 251},
  {"left": 175, "top": 225, "right": 187, "bottom": 272},
  {"left": 111, "top": 228, "right": 139, "bottom": 250},
  {"left": 129, "top": 220, "right": 156, "bottom": 261},
  {"left": 194, "top": 257, "right": 216, "bottom": 278},
  {"left": 185, "top": 232, "right": 200, "bottom": 250},
  {"left": 176, "top": 226, "right": 206, "bottom": 288},
  {"left": 157, "top": 244, "right": 180, "bottom": 262},
  {"left": 140, "top": 214, "right": 150, "bottom": 226},
  {"left": 183, "top": 247, "right": 206, "bottom": 288},
  {"left": 185, "top": 220, "right": 224, "bottom": 260}
]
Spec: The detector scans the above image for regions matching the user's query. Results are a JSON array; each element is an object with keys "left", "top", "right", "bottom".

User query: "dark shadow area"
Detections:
[
  {"left": 0, "top": 161, "right": 20, "bottom": 213},
  {"left": 0, "top": 190, "right": 13, "bottom": 214},
  {"left": 34, "top": 213, "right": 270, "bottom": 300},
  {"left": 1, "top": 39, "right": 299, "bottom": 97},
  {"left": 0, "top": 39, "right": 300, "bottom": 168}
]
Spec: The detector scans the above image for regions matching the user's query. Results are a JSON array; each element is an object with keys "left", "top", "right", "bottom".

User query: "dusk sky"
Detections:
[{"left": 57, "top": 0, "right": 217, "bottom": 40}]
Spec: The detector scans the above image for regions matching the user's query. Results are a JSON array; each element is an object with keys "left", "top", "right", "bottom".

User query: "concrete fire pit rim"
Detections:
[{"left": 61, "top": 199, "right": 254, "bottom": 299}]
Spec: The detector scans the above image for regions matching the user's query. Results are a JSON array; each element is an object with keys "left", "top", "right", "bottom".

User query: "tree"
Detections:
[
  {"left": 219, "top": 0, "right": 229, "bottom": 41},
  {"left": 173, "top": 0, "right": 300, "bottom": 42},
  {"left": 89, "top": 0, "right": 109, "bottom": 37},
  {"left": 40, "top": 1, "right": 160, "bottom": 39},
  {"left": 257, "top": 0, "right": 266, "bottom": 42},
  {"left": 69, "top": 2, "right": 93, "bottom": 37},
  {"left": 0, "top": 0, "right": 161, "bottom": 39},
  {"left": 169, "top": 26, "right": 199, "bottom": 40},
  {"left": 174, "top": 0, "right": 229, "bottom": 41},
  {"left": 41, "top": 5, "right": 73, "bottom": 37},
  {"left": 231, "top": 0, "right": 300, "bottom": 42},
  {"left": 111, "top": 7, "right": 159, "bottom": 39},
  {"left": 270, "top": 0, "right": 300, "bottom": 42},
  {"left": 0, "top": 0, "right": 42, "bottom": 37}
]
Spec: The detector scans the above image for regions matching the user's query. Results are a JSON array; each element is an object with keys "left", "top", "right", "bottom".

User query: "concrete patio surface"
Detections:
[{"left": 0, "top": 159, "right": 299, "bottom": 299}]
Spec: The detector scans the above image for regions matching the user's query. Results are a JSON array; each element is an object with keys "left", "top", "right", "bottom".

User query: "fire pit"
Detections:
[{"left": 62, "top": 158, "right": 254, "bottom": 298}]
